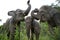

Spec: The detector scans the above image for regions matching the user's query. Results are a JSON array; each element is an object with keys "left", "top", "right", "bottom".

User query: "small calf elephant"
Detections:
[{"left": 25, "top": 16, "right": 40, "bottom": 40}]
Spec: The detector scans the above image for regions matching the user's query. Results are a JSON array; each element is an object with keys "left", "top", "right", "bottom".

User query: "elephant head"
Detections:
[
  {"left": 8, "top": 0, "right": 31, "bottom": 21},
  {"left": 31, "top": 5, "right": 58, "bottom": 22},
  {"left": 38, "top": 5, "right": 58, "bottom": 22},
  {"left": 31, "top": 8, "right": 40, "bottom": 20}
]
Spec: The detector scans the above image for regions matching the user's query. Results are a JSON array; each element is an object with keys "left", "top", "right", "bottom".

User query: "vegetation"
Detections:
[{"left": 0, "top": 22, "right": 56, "bottom": 40}]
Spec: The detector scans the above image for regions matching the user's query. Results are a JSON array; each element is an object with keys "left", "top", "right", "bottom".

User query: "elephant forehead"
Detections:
[
  {"left": 25, "top": 16, "right": 32, "bottom": 22},
  {"left": 40, "top": 8, "right": 46, "bottom": 11},
  {"left": 25, "top": 18, "right": 31, "bottom": 22},
  {"left": 16, "top": 9, "right": 22, "bottom": 12},
  {"left": 16, "top": 9, "right": 24, "bottom": 13}
]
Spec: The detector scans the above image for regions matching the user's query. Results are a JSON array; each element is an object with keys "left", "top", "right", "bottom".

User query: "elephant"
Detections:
[
  {"left": 3, "top": 0, "right": 31, "bottom": 40},
  {"left": 31, "top": 5, "right": 60, "bottom": 35},
  {"left": 25, "top": 15, "right": 40, "bottom": 40}
]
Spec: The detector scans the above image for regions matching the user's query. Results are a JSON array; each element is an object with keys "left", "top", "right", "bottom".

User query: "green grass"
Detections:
[{"left": 0, "top": 22, "right": 60, "bottom": 40}]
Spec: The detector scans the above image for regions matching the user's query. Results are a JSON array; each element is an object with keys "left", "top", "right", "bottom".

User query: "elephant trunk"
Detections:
[
  {"left": 31, "top": 9, "right": 39, "bottom": 20},
  {"left": 24, "top": 0, "right": 31, "bottom": 16}
]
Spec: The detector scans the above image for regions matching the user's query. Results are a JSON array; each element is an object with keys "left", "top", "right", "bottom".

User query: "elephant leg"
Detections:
[
  {"left": 34, "top": 27, "right": 40, "bottom": 40},
  {"left": 35, "top": 30, "right": 40, "bottom": 40},
  {"left": 34, "top": 29, "right": 40, "bottom": 40},
  {"left": 27, "top": 29, "right": 33, "bottom": 40},
  {"left": 17, "top": 22, "right": 20, "bottom": 40},
  {"left": 36, "top": 33, "right": 39, "bottom": 40},
  {"left": 9, "top": 26, "right": 16, "bottom": 40},
  {"left": 26, "top": 28, "right": 30, "bottom": 40},
  {"left": 7, "top": 31, "right": 10, "bottom": 39},
  {"left": 31, "top": 31, "right": 33, "bottom": 40},
  {"left": 48, "top": 25, "right": 55, "bottom": 35},
  {"left": 27, "top": 28, "right": 33, "bottom": 40}
]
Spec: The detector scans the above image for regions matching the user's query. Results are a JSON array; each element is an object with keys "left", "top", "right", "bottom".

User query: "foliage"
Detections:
[
  {"left": 0, "top": 21, "right": 60, "bottom": 40},
  {"left": 0, "top": 22, "right": 55, "bottom": 40}
]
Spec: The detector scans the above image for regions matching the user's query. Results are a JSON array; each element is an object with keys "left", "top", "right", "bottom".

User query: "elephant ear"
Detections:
[
  {"left": 49, "top": 8, "right": 57, "bottom": 17},
  {"left": 23, "top": 0, "right": 31, "bottom": 16},
  {"left": 8, "top": 11, "right": 16, "bottom": 16}
]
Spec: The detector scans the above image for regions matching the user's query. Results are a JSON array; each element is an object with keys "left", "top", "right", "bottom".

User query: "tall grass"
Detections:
[{"left": 0, "top": 22, "right": 59, "bottom": 40}]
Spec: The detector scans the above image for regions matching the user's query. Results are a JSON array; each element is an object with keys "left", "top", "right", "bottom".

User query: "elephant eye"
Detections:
[
  {"left": 19, "top": 13, "right": 24, "bottom": 16},
  {"left": 41, "top": 14, "right": 45, "bottom": 16}
]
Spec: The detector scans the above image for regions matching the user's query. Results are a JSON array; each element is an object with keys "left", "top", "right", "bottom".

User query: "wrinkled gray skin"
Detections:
[
  {"left": 3, "top": 0, "right": 31, "bottom": 40},
  {"left": 3, "top": 19, "right": 10, "bottom": 31},
  {"left": 25, "top": 16, "right": 40, "bottom": 40},
  {"left": 31, "top": 5, "right": 60, "bottom": 35}
]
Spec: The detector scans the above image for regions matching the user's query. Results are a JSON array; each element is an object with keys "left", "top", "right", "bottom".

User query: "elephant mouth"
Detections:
[
  {"left": 40, "top": 16, "right": 47, "bottom": 22},
  {"left": 40, "top": 19, "right": 46, "bottom": 22},
  {"left": 16, "top": 18, "right": 24, "bottom": 21}
]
